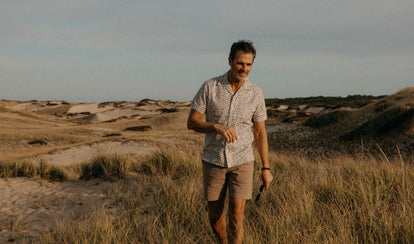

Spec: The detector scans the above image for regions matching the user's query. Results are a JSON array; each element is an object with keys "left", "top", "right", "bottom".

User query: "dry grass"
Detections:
[
  {"left": 0, "top": 160, "right": 67, "bottom": 181},
  {"left": 80, "top": 154, "right": 132, "bottom": 180},
  {"left": 36, "top": 147, "right": 414, "bottom": 243},
  {"left": 245, "top": 152, "right": 414, "bottom": 243},
  {"left": 2, "top": 141, "right": 413, "bottom": 243}
]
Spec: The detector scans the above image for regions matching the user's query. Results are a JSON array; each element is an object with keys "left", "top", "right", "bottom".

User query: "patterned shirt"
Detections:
[{"left": 191, "top": 71, "right": 267, "bottom": 168}]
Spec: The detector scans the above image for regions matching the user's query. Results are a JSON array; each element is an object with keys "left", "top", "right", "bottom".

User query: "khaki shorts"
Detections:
[{"left": 202, "top": 161, "right": 254, "bottom": 201}]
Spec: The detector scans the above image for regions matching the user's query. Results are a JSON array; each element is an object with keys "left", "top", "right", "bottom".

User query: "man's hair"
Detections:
[{"left": 229, "top": 40, "right": 256, "bottom": 61}]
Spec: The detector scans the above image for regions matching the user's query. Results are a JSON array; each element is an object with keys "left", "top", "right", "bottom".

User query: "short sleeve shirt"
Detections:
[{"left": 191, "top": 71, "right": 267, "bottom": 168}]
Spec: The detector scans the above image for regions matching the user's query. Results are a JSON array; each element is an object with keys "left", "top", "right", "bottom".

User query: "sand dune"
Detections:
[
  {"left": 0, "top": 99, "right": 189, "bottom": 242},
  {"left": 1, "top": 99, "right": 190, "bottom": 124},
  {"left": 68, "top": 103, "right": 109, "bottom": 114}
]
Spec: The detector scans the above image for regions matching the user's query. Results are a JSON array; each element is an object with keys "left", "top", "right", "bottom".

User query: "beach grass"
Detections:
[
  {"left": 0, "top": 160, "right": 67, "bottom": 181},
  {"left": 39, "top": 150, "right": 414, "bottom": 243}
]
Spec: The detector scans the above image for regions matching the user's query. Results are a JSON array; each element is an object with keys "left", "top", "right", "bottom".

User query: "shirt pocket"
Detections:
[{"left": 236, "top": 101, "right": 256, "bottom": 125}]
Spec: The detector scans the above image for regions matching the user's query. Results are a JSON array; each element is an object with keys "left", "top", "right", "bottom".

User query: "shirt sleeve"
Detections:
[
  {"left": 253, "top": 89, "right": 267, "bottom": 122},
  {"left": 190, "top": 81, "right": 209, "bottom": 114}
]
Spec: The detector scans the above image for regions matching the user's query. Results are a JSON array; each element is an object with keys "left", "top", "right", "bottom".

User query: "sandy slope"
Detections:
[
  {"left": 36, "top": 141, "right": 156, "bottom": 166},
  {"left": 0, "top": 99, "right": 190, "bottom": 242},
  {"left": 0, "top": 177, "right": 115, "bottom": 242}
]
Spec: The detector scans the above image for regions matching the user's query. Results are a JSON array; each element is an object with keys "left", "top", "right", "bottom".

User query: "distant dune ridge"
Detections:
[
  {"left": 0, "top": 88, "right": 413, "bottom": 162},
  {"left": 0, "top": 99, "right": 190, "bottom": 164},
  {"left": 0, "top": 99, "right": 190, "bottom": 124}
]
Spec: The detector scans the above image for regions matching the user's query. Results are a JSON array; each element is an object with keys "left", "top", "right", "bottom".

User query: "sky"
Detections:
[{"left": 1, "top": 0, "right": 413, "bottom": 102}]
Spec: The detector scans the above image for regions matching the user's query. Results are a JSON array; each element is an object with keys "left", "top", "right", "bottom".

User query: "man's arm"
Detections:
[
  {"left": 253, "top": 120, "right": 273, "bottom": 190},
  {"left": 187, "top": 109, "right": 238, "bottom": 143}
]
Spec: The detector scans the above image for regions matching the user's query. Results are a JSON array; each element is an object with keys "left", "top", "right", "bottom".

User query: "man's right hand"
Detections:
[
  {"left": 214, "top": 124, "right": 238, "bottom": 143},
  {"left": 187, "top": 109, "right": 238, "bottom": 143}
]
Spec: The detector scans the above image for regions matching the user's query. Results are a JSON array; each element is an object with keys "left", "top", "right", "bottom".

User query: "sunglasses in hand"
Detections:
[{"left": 255, "top": 185, "right": 265, "bottom": 203}]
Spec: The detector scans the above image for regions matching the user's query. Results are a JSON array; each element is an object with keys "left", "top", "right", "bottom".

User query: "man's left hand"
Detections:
[{"left": 261, "top": 170, "right": 273, "bottom": 191}]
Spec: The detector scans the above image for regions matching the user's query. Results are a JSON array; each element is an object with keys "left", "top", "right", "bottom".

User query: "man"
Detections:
[{"left": 187, "top": 40, "right": 273, "bottom": 244}]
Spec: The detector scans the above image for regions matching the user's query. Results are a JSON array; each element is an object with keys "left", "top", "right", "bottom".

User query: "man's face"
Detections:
[{"left": 228, "top": 50, "right": 254, "bottom": 82}]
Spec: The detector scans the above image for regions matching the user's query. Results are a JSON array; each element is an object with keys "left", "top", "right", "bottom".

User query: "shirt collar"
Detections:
[{"left": 219, "top": 71, "right": 253, "bottom": 91}]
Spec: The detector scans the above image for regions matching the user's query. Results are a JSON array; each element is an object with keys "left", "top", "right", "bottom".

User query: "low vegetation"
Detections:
[
  {"left": 1, "top": 141, "right": 413, "bottom": 242},
  {"left": 344, "top": 106, "right": 414, "bottom": 141},
  {"left": 80, "top": 154, "right": 132, "bottom": 180},
  {"left": 266, "top": 95, "right": 386, "bottom": 108},
  {"left": 0, "top": 160, "right": 67, "bottom": 181},
  {"left": 29, "top": 150, "right": 413, "bottom": 243},
  {"left": 304, "top": 110, "right": 352, "bottom": 128}
]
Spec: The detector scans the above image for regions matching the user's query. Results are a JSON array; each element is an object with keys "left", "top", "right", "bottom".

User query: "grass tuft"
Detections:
[
  {"left": 0, "top": 160, "right": 66, "bottom": 181},
  {"left": 80, "top": 154, "right": 131, "bottom": 180},
  {"left": 138, "top": 151, "right": 195, "bottom": 180},
  {"left": 38, "top": 160, "right": 67, "bottom": 181}
]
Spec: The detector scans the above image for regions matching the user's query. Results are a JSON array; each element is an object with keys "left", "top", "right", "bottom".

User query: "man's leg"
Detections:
[
  {"left": 203, "top": 162, "right": 229, "bottom": 243},
  {"left": 226, "top": 162, "right": 253, "bottom": 244},
  {"left": 228, "top": 197, "right": 246, "bottom": 244},
  {"left": 208, "top": 197, "right": 227, "bottom": 244}
]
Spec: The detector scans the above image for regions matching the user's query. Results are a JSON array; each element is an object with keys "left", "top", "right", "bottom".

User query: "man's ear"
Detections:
[{"left": 228, "top": 57, "right": 232, "bottom": 66}]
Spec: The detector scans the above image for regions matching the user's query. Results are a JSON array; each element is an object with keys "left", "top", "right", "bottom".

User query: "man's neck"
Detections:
[{"left": 228, "top": 73, "right": 245, "bottom": 93}]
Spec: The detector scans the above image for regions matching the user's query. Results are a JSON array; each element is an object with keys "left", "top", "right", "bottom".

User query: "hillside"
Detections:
[{"left": 266, "top": 87, "right": 414, "bottom": 158}]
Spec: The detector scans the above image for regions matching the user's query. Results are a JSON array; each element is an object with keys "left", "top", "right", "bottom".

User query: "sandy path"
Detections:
[
  {"left": 1, "top": 140, "right": 157, "bottom": 242},
  {"left": 0, "top": 177, "right": 115, "bottom": 242},
  {"left": 37, "top": 141, "right": 156, "bottom": 166}
]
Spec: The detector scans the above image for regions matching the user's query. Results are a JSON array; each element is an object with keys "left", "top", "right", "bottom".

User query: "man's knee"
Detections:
[
  {"left": 229, "top": 198, "right": 246, "bottom": 224},
  {"left": 230, "top": 209, "right": 245, "bottom": 225}
]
